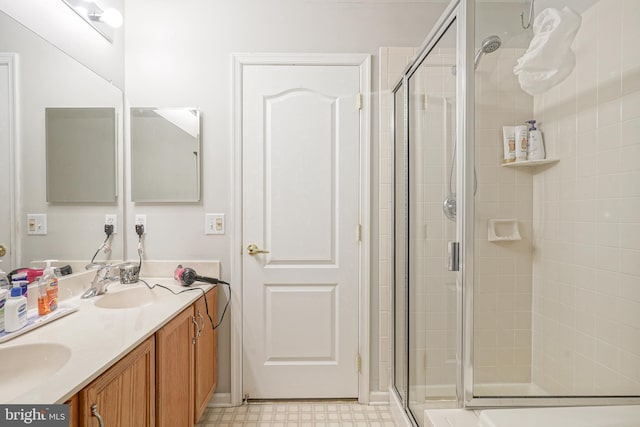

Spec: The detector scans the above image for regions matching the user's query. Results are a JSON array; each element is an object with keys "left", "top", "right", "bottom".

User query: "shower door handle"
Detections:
[{"left": 448, "top": 241, "right": 460, "bottom": 271}]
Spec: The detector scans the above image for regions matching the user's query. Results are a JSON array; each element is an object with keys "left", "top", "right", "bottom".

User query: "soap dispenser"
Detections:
[
  {"left": 41, "top": 260, "right": 59, "bottom": 313},
  {"left": 4, "top": 284, "right": 28, "bottom": 332},
  {"left": 526, "top": 120, "right": 546, "bottom": 160}
]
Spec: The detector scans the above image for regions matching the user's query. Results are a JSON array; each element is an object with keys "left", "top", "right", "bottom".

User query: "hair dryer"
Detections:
[{"left": 174, "top": 264, "right": 219, "bottom": 286}]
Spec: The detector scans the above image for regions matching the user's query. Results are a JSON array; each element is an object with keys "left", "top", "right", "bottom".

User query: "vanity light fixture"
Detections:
[{"left": 61, "top": 0, "right": 123, "bottom": 42}]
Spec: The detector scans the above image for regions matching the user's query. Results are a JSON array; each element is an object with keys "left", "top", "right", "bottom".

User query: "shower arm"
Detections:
[{"left": 521, "top": 0, "right": 534, "bottom": 29}]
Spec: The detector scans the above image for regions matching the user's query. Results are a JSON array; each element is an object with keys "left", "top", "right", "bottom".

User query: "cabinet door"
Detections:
[
  {"left": 79, "top": 337, "right": 155, "bottom": 427},
  {"left": 156, "top": 306, "right": 195, "bottom": 427},
  {"left": 64, "top": 395, "right": 78, "bottom": 427},
  {"left": 194, "top": 288, "right": 218, "bottom": 423}
]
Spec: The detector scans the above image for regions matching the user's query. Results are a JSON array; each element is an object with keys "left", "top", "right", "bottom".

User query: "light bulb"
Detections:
[{"left": 100, "top": 8, "right": 123, "bottom": 28}]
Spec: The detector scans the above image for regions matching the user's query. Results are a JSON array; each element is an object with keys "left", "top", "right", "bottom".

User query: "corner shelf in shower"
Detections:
[{"left": 501, "top": 158, "right": 559, "bottom": 168}]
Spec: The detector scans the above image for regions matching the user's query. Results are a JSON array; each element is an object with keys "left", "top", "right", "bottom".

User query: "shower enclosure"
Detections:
[{"left": 391, "top": 0, "right": 640, "bottom": 425}]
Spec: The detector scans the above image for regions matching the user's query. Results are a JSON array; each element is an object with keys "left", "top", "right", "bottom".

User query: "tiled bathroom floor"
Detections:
[{"left": 195, "top": 401, "right": 397, "bottom": 427}]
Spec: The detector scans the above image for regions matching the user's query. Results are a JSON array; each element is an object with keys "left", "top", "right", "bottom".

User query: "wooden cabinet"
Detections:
[
  {"left": 156, "top": 288, "right": 218, "bottom": 427},
  {"left": 156, "top": 306, "right": 196, "bottom": 427},
  {"left": 65, "top": 395, "right": 78, "bottom": 427},
  {"left": 194, "top": 287, "right": 218, "bottom": 423},
  {"left": 79, "top": 337, "right": 155, "bottom": 427}
]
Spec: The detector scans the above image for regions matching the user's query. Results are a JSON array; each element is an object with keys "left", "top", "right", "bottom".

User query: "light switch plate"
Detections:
[
  {"left": 27, "top": 213, "right": 47, "bottom": 235},
  {"left": 205, "top": 213, "right": 224, "bottom": 235}
]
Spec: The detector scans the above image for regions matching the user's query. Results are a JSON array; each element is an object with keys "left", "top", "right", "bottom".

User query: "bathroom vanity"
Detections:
[{"left": 0, "top": 263, "right": 220, "bottom": 427}]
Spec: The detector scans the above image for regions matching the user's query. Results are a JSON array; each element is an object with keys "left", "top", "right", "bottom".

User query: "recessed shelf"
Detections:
[{"left": 501, "top": 159, "right": 559, "bottom": 168}]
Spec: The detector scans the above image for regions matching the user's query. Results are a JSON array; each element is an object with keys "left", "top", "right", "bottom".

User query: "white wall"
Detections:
[
  {"left": 0, "top": 0, "right": 124, "bottom": 88},
  {"left": 125, "top": 0, "right": 445, "bottom": 395}
]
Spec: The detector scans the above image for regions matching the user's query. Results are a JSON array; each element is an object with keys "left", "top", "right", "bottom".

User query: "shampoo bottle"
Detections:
[
  {"left": 526, "top": 120, "right": 546, "bottom": 160},
  {"left": 5, "top": 285, "right": 28, "bottom": 332},
  {"left": 42, "top": 260, "right": 59, "bottom": 313}
]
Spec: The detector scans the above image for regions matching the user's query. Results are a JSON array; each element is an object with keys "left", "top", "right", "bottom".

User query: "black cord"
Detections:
[
  {"left": 139, "top": 279, "right": 231, "bottom": 330},
  {"left": 90, "top": 227, "right": 113, "bottom": 265}
]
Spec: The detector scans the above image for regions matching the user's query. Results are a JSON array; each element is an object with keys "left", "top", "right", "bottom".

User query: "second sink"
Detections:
[{"left": 94, "top": 285, "right": 157, "bottom": 309}]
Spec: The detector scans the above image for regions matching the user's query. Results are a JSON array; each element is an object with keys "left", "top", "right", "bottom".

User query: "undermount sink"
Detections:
[
  {"left": 0, "top": 343, "right": 71, "bottom": 401},
  {"left": 94, "top": 285, "right": 157, "bottom": 309}
]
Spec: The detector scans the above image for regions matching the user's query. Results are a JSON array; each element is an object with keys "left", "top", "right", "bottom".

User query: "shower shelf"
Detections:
[{"left": 501, "top": 158, "right": 559, "bottom": 168}]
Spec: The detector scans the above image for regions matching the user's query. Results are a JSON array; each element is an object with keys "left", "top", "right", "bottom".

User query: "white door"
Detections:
[
  {"left": 0, "top": 56, "right": 15, "bottom": 271},
  {"left": 242, "top": 63, "right": 361, "bottom": 399}
]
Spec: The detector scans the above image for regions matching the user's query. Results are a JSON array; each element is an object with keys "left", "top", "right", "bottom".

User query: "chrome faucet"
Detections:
[{"left": 81, "top": 265, "right": 119, "bottom": 298}]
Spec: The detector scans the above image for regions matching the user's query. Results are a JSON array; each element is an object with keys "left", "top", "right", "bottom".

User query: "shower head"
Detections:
[{"left": 474, "top": 35, "right": 502, "bottom": 69}]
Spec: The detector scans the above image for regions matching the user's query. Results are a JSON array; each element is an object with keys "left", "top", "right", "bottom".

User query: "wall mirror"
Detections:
[
  {"left": 46, "top": 107, "right": 117, "bottom": 203},
  {"left": 0, "top": 9, "right": 124, "bottom": 271},
  {"left": 131, "top": 108, "right": 201, "bottom": 202}
]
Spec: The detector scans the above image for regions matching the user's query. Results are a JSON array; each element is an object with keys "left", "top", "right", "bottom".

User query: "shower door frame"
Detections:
[
  {"left": 461, "top": 0, "right": 640, "bottom": 407},
  {"left": 390, "top": 0, "right": 471, "bottom": 419},
  {"left": 392, "top": 0, "right": 640, "bottom": 414}
]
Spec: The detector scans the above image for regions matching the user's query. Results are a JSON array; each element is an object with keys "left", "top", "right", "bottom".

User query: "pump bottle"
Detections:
[{"left": 526, "top": 120, "right": 546, "bottom": 160}]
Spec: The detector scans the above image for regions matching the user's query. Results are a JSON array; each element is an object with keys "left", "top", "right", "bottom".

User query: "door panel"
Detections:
[
  {"left": 266, "top": 90, "right": 336, "bottom": 264},
  {"left": 242, "top": 63, "right": 360, "bottom": 399},
  {"left": 406, "top": 20, "right": 459, "bottom": 424}
]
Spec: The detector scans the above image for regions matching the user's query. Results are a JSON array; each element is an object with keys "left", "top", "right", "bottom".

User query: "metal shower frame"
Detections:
[{"left": 390, "top": 0, "right": 640, "bottom": 423}]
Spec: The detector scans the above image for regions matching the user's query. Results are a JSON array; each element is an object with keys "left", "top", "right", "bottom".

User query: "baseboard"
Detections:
[
  {"left": 369, "top": 391, "right": 390, "bottom": 405},
  {"left": 208, "top": 392, "right": 233, "bottom": 407}
]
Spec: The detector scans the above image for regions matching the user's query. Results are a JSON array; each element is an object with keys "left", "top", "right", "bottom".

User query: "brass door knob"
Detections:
[
  {"left": 247, "top": 244, "right": 270, "bottom": 255},
  {"left": 0, "top": 244, "right": 6, "bottom": 257}
]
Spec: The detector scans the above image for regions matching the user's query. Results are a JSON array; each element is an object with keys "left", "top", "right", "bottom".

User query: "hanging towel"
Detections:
[{"left": 513, "top": 6, "right": 582, "bottom": 95}]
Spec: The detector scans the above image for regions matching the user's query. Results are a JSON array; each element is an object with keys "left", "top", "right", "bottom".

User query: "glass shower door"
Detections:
[{"left": 406, "top": 19, "right": 459, "bottom": 424}]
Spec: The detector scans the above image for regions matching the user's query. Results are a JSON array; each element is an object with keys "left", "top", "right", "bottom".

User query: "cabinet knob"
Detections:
[
  {"left": 197, "top": 312, "right": 205, "bottom": 336},
  {"left": 191, "top": 316, "right": 199, "bottom": 344},
  {"left": 91, "top": 404, "right": 105, "bottom": 427}
]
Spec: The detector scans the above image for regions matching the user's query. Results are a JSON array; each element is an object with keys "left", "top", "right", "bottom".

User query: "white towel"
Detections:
[{"left": 513, "top": 7, "right": 582, "bottom": 95}]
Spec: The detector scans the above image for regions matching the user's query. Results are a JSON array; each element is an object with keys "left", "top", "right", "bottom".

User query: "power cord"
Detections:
[
  {"left": 89, "top": 224, "right": 114, "bottom": 266},
  {"left": 139, "top": 278, "right": 231, "bottom": 330},
  {"left": 135, "top": 224, "right": 144, "bottom": 269}
]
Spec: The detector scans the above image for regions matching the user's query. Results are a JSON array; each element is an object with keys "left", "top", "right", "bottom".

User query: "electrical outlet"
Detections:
[
  {"left": 105, "top": 214, "right": 118, "bottom": 234},
  {"left": 135, "top": 214, "right": 147, "bottom": 234},
  {"left": 205, "top": 213, "right": 224, "bottom": 235},
  {"left": 27, "top": 214, "right": 47, "bottom": 235}
]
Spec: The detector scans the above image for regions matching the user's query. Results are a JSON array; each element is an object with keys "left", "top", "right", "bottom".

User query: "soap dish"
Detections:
[{"left": 488, "top": 219, "right": 521, "bottom": 241}]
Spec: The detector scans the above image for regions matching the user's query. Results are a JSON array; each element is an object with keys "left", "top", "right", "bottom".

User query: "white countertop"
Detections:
[{"left": 0, "top": 261, "right": 220, "bottom": 404}]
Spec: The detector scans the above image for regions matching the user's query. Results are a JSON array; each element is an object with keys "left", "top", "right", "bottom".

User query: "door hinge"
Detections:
[
  {"left": 356, "top": 224, "right": 362, "bottom": 242},
  {"left": 356, "top": 354, "right": 362, "bottom": 373},
  {"left": 356, "top": 93, "right": 363, "bottom": 110}
]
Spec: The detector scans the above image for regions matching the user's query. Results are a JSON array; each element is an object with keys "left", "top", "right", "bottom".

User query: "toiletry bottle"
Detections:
[
  {"left": 0, "top": 261, "right": 10, "bottom": 290},
  {"left": 37, "top": 277, "right": 50, "bottom": 316},
  {"left": 42, "top": 260, "right": 59, "bottom": 312},
  {"left": 502, "top": 126, "right": 517, "bottom": 163},
  {"left": 11, "top": 275, "right": 28, "bottom": 298},
  {"left": 526, "top": 120, "right": 546, "bottom": 160},
  {"left": 0, "top": 288, "right": 8, "bottom": 332},
  {"left": 515, "top": 125, "right": 529, "bottom": 162},
  {"left": 4, "top": 285, "right": 28, "bottom": 332}
]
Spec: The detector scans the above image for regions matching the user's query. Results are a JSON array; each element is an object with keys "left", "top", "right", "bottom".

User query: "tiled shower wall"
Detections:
[
  {"left": 531, "top": 0, "right": 640, "bottom": 395},
  {"left": 473, "top": 48, "right": 535, "bottom": 384}
]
